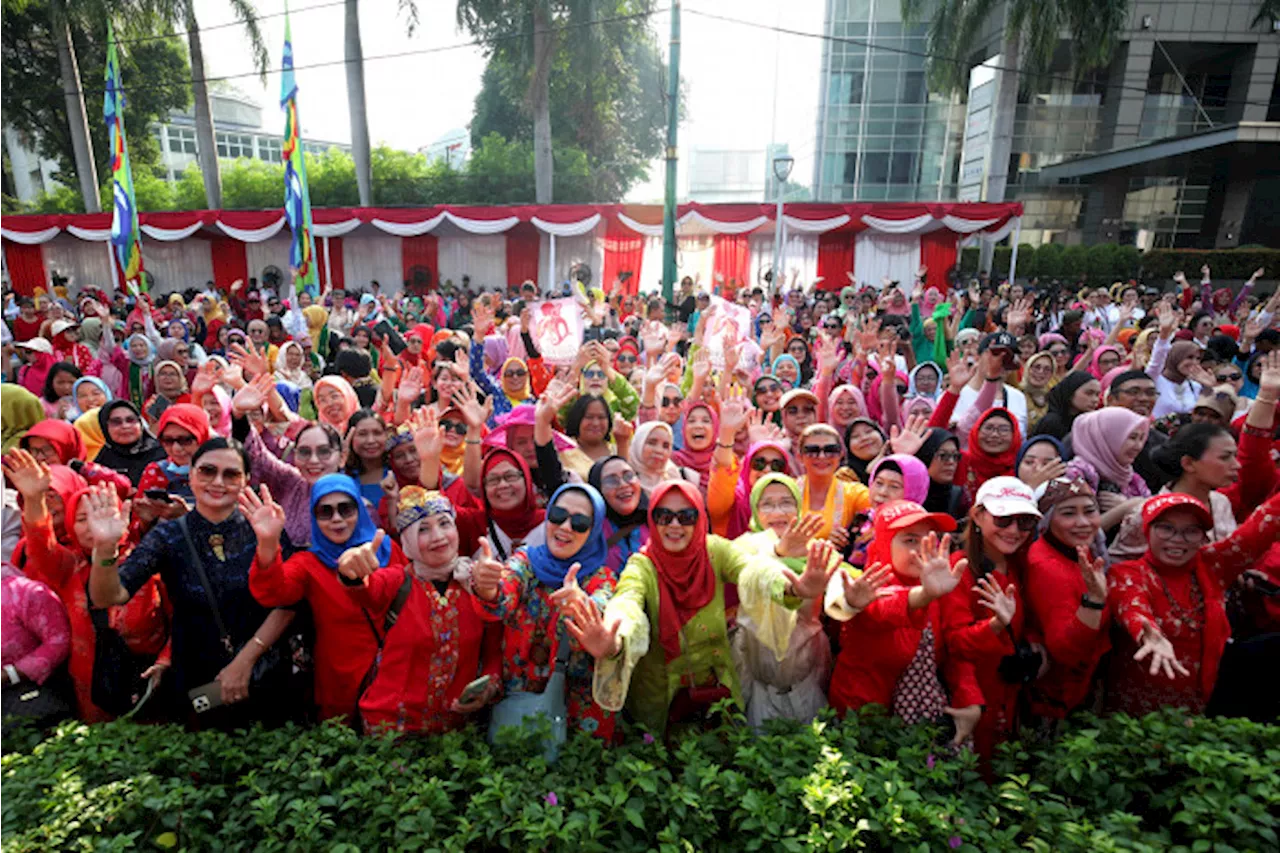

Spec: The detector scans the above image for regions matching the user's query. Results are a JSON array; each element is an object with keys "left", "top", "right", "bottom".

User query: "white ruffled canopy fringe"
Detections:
[
  {"left": 532, "top": 214, "right": 600, "bottom": 237},
  {"left": 616, "top": 213, "right": 666, "bottom": 238},
  {"left": 861, "top": 213, "right": 935, "bottom": 234},
  {"left": 66, "top": 226, "right": 111, "bottom": 242},
  {"left": 0, "top": 226, "right": 61, "bottom": 244},
  {"left": 940, "top": 215, "right": 1000, "bottom": 234},
  {"left": 443, "top": 212, "right": 519, "bottom": 235},
  {"left": 782, "top": 214, "right": 850, "bottom": 234},
  {"left": 370, "top": 213, "right": 446, "bottom": 237},
  {"left": 854, "top": 232, "right": 921, "bottom": 295},
  {"left": 682, "top": 211, "right": 768, "bottom": 235},
  {"left": 981, "top": 215, "right": 1021, "bottom": 245},
  {"left": 217, "top": 217, "right": 285, "bottom": 243},
  {"left": 313, "top": 218, "right": 362, "bottom": 238},
  {"left": 140, "top": 221, "right": 205, "bottom": 242}
]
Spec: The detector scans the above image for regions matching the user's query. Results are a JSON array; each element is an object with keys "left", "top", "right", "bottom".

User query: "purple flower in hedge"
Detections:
[
  {"left": 949, "top": 836, "right": 962, "bottom": 849},
  {"left": 643, "top": 733, "right": 655, "bottom": 745},
  {"left": 926, "top": 753, "right": 935, "bottom": 769},
  {"left": 545, "top": 792, "right": 559, "bottom": 807}
]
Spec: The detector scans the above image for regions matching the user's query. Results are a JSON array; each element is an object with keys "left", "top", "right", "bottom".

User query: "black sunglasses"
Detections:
[
  {"left": 751, "top": 456, "right": 788, "bottom": 473},
  {"left": 160, "top": 434, "right": 198, "bottom": 448},
  {"left": 1215, "top": 371, "right": 1241, "bottom": 382},
  {"left": 756, "top": 382, "right": 782, "bottom": 395},
  {"left": 315, "top": 500, "right": 359, "bottom": 521},
  {"left": 652, "top": 506, "right": 699, "bottom": 527},
  {"left": 440, "top": 420, "right": 468, "bottom": 435},
  {"left": 991, "top": 515, "right": 1038, "bottom": 532},
  {"left": 547, "top": 505, "right": 592, "bottom": 533},
  {"left": 661, "top": 396, "right": 683, "bottom": 407},
  {"left": 503, "top": 368, "right": 528, "bottom": 379},
  {"left": 802, "top": 443, "right": 842, "bottom": 458}
]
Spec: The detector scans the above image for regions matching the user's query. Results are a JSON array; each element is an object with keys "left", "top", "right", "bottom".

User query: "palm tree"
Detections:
[
  {"left": 144, "top": 0, "right": 268, "bottom": 210},
  {"left": 902, "top": 0, "right": 1129, "bottom": 204},
  {"left": 47, "top": 0, "right": 101, "bottom": 212}
]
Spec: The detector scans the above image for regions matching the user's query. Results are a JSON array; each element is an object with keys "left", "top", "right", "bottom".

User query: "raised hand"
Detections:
[
  {"left": 826, "top": 523, "right": 851, "bottom": 551},
  {"left": 612, "top": 413, "right": 635, "bottom": 446},
  {"left": 1, "top": 449, "right": 51, "bottom": 499},
  {"left": 548, "top": 562, "right": 588, "bottom": 613},
  {"left": 1006, "top": 297, "right": 1032, "bottom": 332},
  {"left": 85, "top": 484, "right": 129, "bottom": 547},
  {"left": 1156, "top": 302, "right": 1177, "bottom": 338},
  {"left": 190, "top": 361, "right": 220, "bottom": 399},
  {"left": 408, "top": 405, "right": 441, "bottom": 460},
  {"left": 1134, "top": 621, "right": 1190, "bottom": 680},
  {"left": 1076, "top": 545, "right": 1107, "bottom": 604},
  {"left": 229, "top": 341, "right": 270, "bottom": 379},
  {"left": 888, "top": 414, "right": 930, "bottom": 456},
  {"left": 231, "top": 372, "right": 274, "bottom": 416},
  {"left": 239, "top": 484, "right": 285, "bottom": 545},
  {"left": 718, "top": 392, "right": 751, "bottom": 435},
  {"left": 691, "top": 348, "right": 712, "bottom": 381},
  {"left": 471, "top": 299, "right": 495, "bottom": 336},
  {"left": 337, "top": 529, "right": 387, "bottom": 582},
  {"left": 452, "top": 343, "right": 472, "bottom": 377},
  {"left": 813, "top": 333, "right": 838, "bottom": 375},
  {"left": 561, "top": 594, "right": 621, "bottom": 659},
  {"left": 1021, "top": 457, "right": 1067, "bottom": 490},
  {"left": 973, "top": 575, "right": 1017, "bottom": 628},
  {"left": 452, "top": 382, "right": 489, "bottom": 430},
  {"left": 776, "top": 513, "right": 823, "bottom": 558},
  {"left": 945, "top": 348, "right": 975, "bottom": 393},
  {"left": 913, "top": 532, "right": 966, "bottom": 601},
  {"left": 640, "top": 321, "right": 668, "bottom": 359},
  {"left": 471, "top": 537, "right": 505, "bottom": 601},
  {"left": 1255, "top": 350, "right": 1280, "bottom": 400},
  {"left": 398, "top": 366, "right": 425, "bottom": 403},
  {"left": 782, "top": 539, "right": 840, "bottom": 599},
  {"left": 842, "top": 562, "right": 894, "bottom": 609},
  {"left": 746, "top": 407, "right": 786, "bottom": 444}
]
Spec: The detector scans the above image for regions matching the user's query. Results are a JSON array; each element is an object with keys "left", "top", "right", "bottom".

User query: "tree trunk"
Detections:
[
  {"left": 980, "top": 21, "right": 1019, "bottom": 272},
  {"left": 186, "top": 2, "right": 222, "bottom": 209},
  {"left": 50, "top": 0, "right": 100, "bottom": 212},
  {"left": 530, "top": 0, "right": 554, "bottom": 204},
  {"left": 345, "top": 0, "right": 372, "bottom": 206}
]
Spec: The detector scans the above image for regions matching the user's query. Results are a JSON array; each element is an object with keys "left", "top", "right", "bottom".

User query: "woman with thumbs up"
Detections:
[{"left": 471, "top": 483, "right": 620, "bottom": 744}]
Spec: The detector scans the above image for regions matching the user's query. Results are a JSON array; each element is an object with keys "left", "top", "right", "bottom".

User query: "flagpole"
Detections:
[
  {"left": 281, "top": 1, "right": 319, "bottom": 298},
  {"left": 104, "top": 20, "right": 144, "bottom": 293}
]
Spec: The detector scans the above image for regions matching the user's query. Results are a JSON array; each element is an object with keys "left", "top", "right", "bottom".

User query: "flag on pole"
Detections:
[
  {"left": 281, "top": 4, "right": 318, "bottom": 297},
  {"left": 104, "top": 21, "right": 144, "bottom": 290}
]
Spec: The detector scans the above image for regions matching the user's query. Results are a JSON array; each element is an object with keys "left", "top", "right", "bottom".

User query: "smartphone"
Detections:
[
  {"left": 374, "top": 320, "right": 408, "bottom": 356},
  {"left": 144, "top": 489, "right": 172, "bottom": 503},
  {"left": 188, "top": 681, "right": 227, "bottom": 714},
  {"left": 991, "top": 347, "right": 1018, "bottom": 370},
  {"left": 458, "top": 674, "right": 492, "bottom": 706}
]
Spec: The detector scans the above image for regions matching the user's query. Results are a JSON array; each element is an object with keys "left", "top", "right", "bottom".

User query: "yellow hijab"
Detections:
[
  {"left": 500, "top": 357, "right": 531, "bottom": 404},
  {"left": 75, "top": 407, "right": 106, "bottom": 460},
  {"left": 303, "top": 305, "right": 330, "bottom": 351}
]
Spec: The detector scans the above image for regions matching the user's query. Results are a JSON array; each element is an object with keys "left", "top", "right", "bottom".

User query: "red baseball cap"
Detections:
[
  {"left": 877, "top": 499, "right": 957, "bottom": 534},
  {"left": 1141, "top": 493, "right": 1212, "bottom": 533}
]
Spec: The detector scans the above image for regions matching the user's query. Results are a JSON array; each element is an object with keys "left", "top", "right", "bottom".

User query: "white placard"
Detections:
[
  {"left": 529, "top": 298, "right": 583, "bottom": 366},
  {"left": 703, "top": 295, "right": 752, "bottom": 370}
]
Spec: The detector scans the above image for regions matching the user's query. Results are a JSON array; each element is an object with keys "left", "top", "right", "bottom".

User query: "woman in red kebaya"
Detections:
[
  {"left": 939, "top": 477, "right": 1041, "bottom": 760},
  {"left": 1022, "top": 478, "right": 1111, "bottom": 721},
  {"left": 1107, "top": 491, "right": 1280, "bottom": 717},
  {"left": 825, "top": 499, "right": 983, "bottom": 747}
]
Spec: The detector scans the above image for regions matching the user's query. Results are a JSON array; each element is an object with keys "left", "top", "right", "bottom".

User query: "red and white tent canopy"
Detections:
[{"left": 1, "top": 202, "right": 1021, "bottom": 297}]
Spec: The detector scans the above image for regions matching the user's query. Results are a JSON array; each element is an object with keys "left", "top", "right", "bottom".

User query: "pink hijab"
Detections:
[
  {"left": 828, "top": 384, "right": 867, "bottom": 430},
  {"left": 1087, "top": 345, "right": 1123, "bottom": 380},
  {"left": 869, "top": 453, "right": 930, "bottom": 505},
  {"left": 1069, "top": 407, "right": 1148, "bottom": 488}
]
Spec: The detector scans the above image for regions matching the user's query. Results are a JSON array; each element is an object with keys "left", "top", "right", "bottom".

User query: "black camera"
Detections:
[{"left": 998, "top": 642, "right": 1044, "bottom": 684}]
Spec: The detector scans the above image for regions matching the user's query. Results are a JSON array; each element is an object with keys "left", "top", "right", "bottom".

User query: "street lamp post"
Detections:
[
  {"left": 661, "top": 1, "right": 681, "bottom": 319},
  {"left": 770, "top": 153, "right": 794, "bottom": 299}
]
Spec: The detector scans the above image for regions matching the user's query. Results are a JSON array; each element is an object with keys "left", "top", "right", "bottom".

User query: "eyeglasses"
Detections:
[
  {"left": 440, "top": 420, "right": 468, "bottom": 436},
  {"left": 652, "top": 506, "right": 699, "bottom": 527},
  {"left": 824, "top": 323, "right": 841, "bottom": 331},
  {"left": 160, "top": 434, "right": 198, "bottom": 448},
  {"left": 802, "top": 443, "right": 842, "bottom": 458},
  {"left": 1049, "top": 347, "right": 1068, "bottom": 356},
  {"left": 991, "top": 514, "right": 1038, "bottom": 532},
  {"left": 935, "top": 451, "right": 962, "bottom": 463},
  {"left": 503, "top": 368, "right": 528, "bottom": 379},
  {"left": 107, "top": 415, "right": 141, "bottom": 428},
  {"left": 1151, "top": 522, "right": 1206, "bottom": 545},
  {"left": 583, "top": 368, "right": 606, "bottom": 380},
  {"left": 315, "top": 500, "right": 359, "bottom": 521},
  {"left": 600, "top": 469, "right": 639, "bottom": 490},
  {"left": 979, "top": 423, "right": 1014, "bottom": 437},
  {"left": 757, "top": 499, "right": 798, "bottom": 514},
  {"left": 484, "top": 471, "right": 525, "bottom": 489},
  {"left": 295, "top": 445, "right": 336, "bottom": 462},
  {"left": 1215, "top": 371, "right": 1241, "bottom": 382},
  {"left": 784, "top": 405, "right": 816, "bottom": 417},
  {"left": 1116, "top": 386, "right": 1158, "bottom": 399},
  {"left": 661, "top": 396, "right": 683, "bottom": 407},
  {"left": 616, "top": 354, "right": 636, "bottom": 364},
  {"left": 547, "top": 505, "right": 592, "bottom": 533},
  {"left": 751, "top": 456, "right": 788, "bottom": 473},
  {"left": 756, "top": 383, "right": 781, "bottom": 395},
  {"left": 193, "top": 464, "right": 245, "bottom": 485}
]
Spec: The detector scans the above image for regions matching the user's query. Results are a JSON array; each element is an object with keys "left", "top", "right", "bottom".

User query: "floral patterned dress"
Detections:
[{"left": 474, "top": 550, "right": 619, "bottom": 741}]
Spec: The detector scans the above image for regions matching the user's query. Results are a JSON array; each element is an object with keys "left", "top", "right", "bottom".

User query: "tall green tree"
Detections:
[
  {"left": 140, "top": 0, "right": 268, "bottom": 209},
  {"left": 902, "top": 0, "right": 1129, "bottom": 204},
  {"left": 2, "top": 0, "right": 191, "bottom": 210}
]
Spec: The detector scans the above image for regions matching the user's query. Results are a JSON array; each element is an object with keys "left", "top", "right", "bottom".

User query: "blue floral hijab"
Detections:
[
  {"left": 523, "top": 483, "right": 609, "bottom": 587},
  {"left": 309, "top": 473, "right": 392, "bottom": 570}
]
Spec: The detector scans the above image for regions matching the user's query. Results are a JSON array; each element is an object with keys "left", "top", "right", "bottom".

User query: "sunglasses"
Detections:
[
  {"left": 193, "top": 464, "right": 245, "bottom": 485},
  {"left": 616, "top": 354, "right": 636, "bottom": 364},
  {"left": 991, "top": 514, "right": 1038, "bottom": 532},
  {"left": 296, "top": 445, "right": 336, "bottom": 461},
  {"left": 652, "top": 506, "right": 700, "bottom": 527},
  {"left": 751, "top": 456, "right": 788, "bottom": 473},
  {"left": 160, "top": 434, "right": 198, "bottom": 448},
  {"left": 440, "top": 420, "right": 468, "bottom": 436},
  {"left": 583, "top": 368, "right": 606, "bottom": 380},
  {"left": 503, "top": 368, "right": 528, "bottom": 379},
  {"left": 600, "top": 469, "right": 639, "bottom": 490},
  {"left": 547, "top": 505, "right": 592, "bottom": 533},
  {"left": 1215, "top": 371, "right": 1241, "bottom": 382},
  {"left": 107, "top": 415, "right": 141, "bottom": 428},
  {"left": 935, "top": 451, "right": 962, "bottom": 463},
  {"left": 661, "top": 396, "right": 683, "bottom": 407},
  {"left": 756, "top": 383, "right": 782, "bottom": 395},
  {"left": 802, "top": 443, "right": 842, "bottom": 458},
  {"left": 315, "top": 500, "right": 359, "bottom": 521}
]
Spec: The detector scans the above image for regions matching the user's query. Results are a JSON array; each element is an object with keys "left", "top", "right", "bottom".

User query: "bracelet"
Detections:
[
  {"left": 250, "top": 636, "right": 268, "bottom": 650},
  {"left": 716, "top": 442, "right": 735, "bottom": 449},
  {"left": 1080, "top": 594, "right": 1106, "bottom": 611},
  {"left": 465, "top": 438, "right": 482, "bottom": 445},
  {"left": 99, "top": 555, "right": 119, "bottom": 568}
]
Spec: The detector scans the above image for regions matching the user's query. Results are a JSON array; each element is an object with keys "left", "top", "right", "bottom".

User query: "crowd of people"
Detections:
[{"left": 2, "top": 263, "right": 1278, "bottom": 759}]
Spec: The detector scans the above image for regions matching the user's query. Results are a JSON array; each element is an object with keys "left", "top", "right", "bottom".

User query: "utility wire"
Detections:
[
  {"left": 682, "top": 5, "right": 1277, "bottom": 112},
  {"left": 111, "top": 0, "right": 347, "bottom": 47}
]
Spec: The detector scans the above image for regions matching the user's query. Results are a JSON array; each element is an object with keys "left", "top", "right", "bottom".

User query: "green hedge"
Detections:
[
  {"left": 3, "top": 708, "right": 1277, "bottom": 851},
  {"left": 957, "top": 245, "right": 1279, "bottom": 286}
]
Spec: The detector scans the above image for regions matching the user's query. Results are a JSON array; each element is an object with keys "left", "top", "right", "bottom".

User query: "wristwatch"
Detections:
[{"left": 1080, "top": 594, "right": 1105, "bottom": 611}]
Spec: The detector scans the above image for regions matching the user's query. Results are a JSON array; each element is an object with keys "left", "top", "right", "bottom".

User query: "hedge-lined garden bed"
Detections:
[
  {"left": 958, "top": 245, "right": 1280, "bottom": 287},
  {"left": 2, "top": 708, "right": 1277, "bottom": 851}
]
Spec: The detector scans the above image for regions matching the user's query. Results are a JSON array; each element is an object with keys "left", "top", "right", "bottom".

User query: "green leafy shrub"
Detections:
[{"left": 3, "top": 708, "right": 1275, "bottom": 852}]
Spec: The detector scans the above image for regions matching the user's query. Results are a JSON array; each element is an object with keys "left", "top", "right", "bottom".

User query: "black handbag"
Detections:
[
  {"left": 88, "top": 602, "right": 158, "bottom": 717},
  {"left": 2, "top": 672, "right": 73, "bottom": 734},
  {"left": 351, "top": 569, "right": 413, "bottom": 732}
]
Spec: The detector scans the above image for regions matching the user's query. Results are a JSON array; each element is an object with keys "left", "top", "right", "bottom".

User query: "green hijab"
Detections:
[
  {"left": 2, "top": 386, "right": 46, "bottom": 452},
  {"left": 749, "top": 472, "right": 803, "bottom": 533}
]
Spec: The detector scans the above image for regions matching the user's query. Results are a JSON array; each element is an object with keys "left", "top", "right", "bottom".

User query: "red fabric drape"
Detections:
[
  {"left": 816, "top": 232, "right": 854, "bottom": 290},
  {"left": 316, "top": 237, "right": 345, "bottom": 290},
  {"left": 504, "top": 224, "right": 540, "bottom": 287},
  {"left": 711, "top": 234, "right": 749, "bottom": 297},
  {"left": 3, "top": 242, "right": 47, "bottom": 297},
  {"left": 400, "top": 235, "right": 436, "bottom": 290},
  {"left": 209, "top": 236, "right": 248, "bottom": 292},
  {"left": 920, "top": 231, "right": 958, "bottom": 292},
  {"left": 601, "top": 234, "right": 644, "bottom": 296}
]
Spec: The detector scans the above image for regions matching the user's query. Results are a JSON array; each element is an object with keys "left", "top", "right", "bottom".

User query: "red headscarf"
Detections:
[
  {"left": 22, "top": 420, "right": 86, "bottom": 464},
  {"left": 401, "top": 323, "right": 435, "bottom": 367},
  {"left": 958, "top": 408, "right": 1021, "bottom": 503},
  {"left": 155, "top": 403, "right": 211, "bottom": 447},
  {"left": 641, "top": 480, "right": 716, "bottom": 663},
  {"left": 481, "top": 448, "right": 544, "bottom": 542}
]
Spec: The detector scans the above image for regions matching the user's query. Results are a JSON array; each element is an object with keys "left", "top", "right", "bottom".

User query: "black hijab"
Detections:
[
  {"left": 915, "top": 427, "right": 962, "bottom": 516},
  {"left": 95, "top": 400, "right": 166, "bottom": 486},
  {"left": 842, "top": 417, "right": 886, "bottom": 485},
  {"left": 588, "top": 455, "right": 649, "bottom": 530},
  {"left": 1030, "top": 370, "right": 1094, "bottom": 441}
]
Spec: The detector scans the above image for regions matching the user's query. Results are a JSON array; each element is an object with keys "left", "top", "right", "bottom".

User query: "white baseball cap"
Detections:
[
  {"left": 974, "top": 476, "right": 1041, "bottom": 518},
  {"left": 16, "top": 337, "right": 53, "bottom": 354},
  {"left": 50, "top": 319, "right": 79, "bottom": 337}
]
